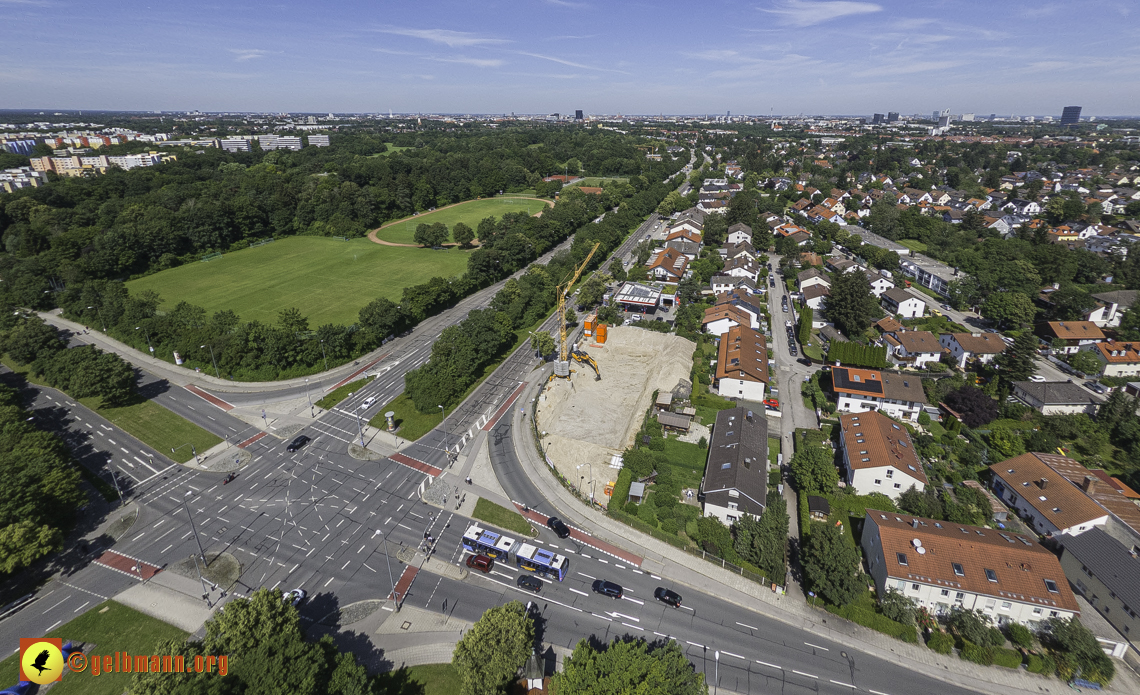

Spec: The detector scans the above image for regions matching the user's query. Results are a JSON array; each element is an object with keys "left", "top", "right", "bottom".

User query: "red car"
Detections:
[
  {"left": 465, "top": 554, "right": 494, "bottom": 573},
  {"left": 763, "top": 399, "right": 779, "bottom": 409}
]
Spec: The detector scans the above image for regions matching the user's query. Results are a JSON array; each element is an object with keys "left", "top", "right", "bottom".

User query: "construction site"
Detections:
[{"left": 535, "top": 326, "right": 694, "bottom": 509}]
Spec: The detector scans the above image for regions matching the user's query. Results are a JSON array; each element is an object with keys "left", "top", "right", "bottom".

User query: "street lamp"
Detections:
[
  {"left": 183, "top": 490, "right": 207, "bottom": 565},
  {"left": 714, "top": 651, "right": 719, "bottom": 695},
  {"left": 172, "top": 442, "right": 199, "bottom": 465},
  {"left": 305, "top": 378, "right": 313, "bottom": 417},
  {"left": 319, "top": 339, "right": 328, "bottom": 372},
  {"left": 201, "top": 344, "right": 220, "bottom": 378},
  {"left": 374, "top": 530, "right": 400, "bottom": 612},
  {"left": 438, "top": 404, "right": 445, "bottom": 421},
  {"left": 576, "top": 463, "right": 586, "bottom": 494},
  {"left": 135, "top": 326, "right": 153, "bottom": 354},
  {"left": 86, "top": 306, "right": 106, "bottom": 333}
]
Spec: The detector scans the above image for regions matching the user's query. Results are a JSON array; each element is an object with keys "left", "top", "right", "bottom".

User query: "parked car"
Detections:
[
  {"left": 1084, "top": 380, "right": 1107, "bottom": 394},
  {"left": 591, "top": 580, "right": 623, "bottom": 599},
  {"left": 546, "top": 517, "right": 571, "bottom": 539},
  {"left": 466, "top": 554, "right": 494, "bottom": 573},
  {"left": 283, "top": 588, "right": 306, "bottom": 607},
  {"left": 286, "top": 435, "right": 311, "bottom": 452},
  {"left": 1028, "top": 375, "right": 1047, "bottom": 382},
  {"left": 763, "top": 398, "right": 779, "bottom": 408},
  {"left": 517, "top": 575, "right": 543, "bottom": 593},
  {"left": 654, "top": 587, "right": 682, "bottom": 608}
]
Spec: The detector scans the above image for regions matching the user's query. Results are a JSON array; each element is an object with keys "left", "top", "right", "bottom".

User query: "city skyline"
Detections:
[{"left": 1, "top": 0, "right": 1137, "bottom": 115}]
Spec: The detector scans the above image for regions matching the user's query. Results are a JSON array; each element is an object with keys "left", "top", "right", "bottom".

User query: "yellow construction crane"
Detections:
[{"left": 552, "top": 241, "right": 600, "bottom": 380}]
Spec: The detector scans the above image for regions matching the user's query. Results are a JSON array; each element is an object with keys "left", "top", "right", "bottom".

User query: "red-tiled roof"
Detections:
[{"left": 840, "top": 411, "right": 926, "bottom": 483}]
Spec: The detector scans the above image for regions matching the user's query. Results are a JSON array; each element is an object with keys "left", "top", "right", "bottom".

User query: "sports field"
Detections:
[
  {"left": 126, "top": 236, "right": 472, "bottom": 327},
  {"left": 374, "top": 197, "right": 551, "bottom": 244},
  {"left": 566, "top": 176, "right": 628, "bottom": 187}
]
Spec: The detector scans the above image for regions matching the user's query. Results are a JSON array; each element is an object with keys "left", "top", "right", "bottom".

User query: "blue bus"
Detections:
[
  {"left": 461, "top": 524, "right": 516, "bottom": 560},
  {"left": 515, "top": 542, "right": 569, "bottom": 581}
]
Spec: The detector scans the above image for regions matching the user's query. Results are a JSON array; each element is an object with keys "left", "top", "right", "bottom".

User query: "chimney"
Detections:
[
  {"left": 1040, "top": 477, "right": 1049, "bottom": 490},
  {"left": 911, "top": 519, "right": 919, "bottom": 529},
  {"left": 1082, "top": 475, "right": 1098, "bottom": 495}
]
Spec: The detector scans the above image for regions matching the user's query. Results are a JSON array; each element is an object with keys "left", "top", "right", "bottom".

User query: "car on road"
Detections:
[
  {"left": 782, "top": 304, "right": 788, "bottom": 313},
  {"left": 592, "top": 579, "right": 623, "bottom": 599},
  {"left": 654, "top": 587, "right": 682, "bottom": 608},
  {"left": 466, "top": 554, "right": 494, "bottom": 573},
  {"left": 1084, "top": 380, "right": 1107, "bottom": 394},
  {"left": 546, "top": 516, "right": 572, "bottom": 538},
  {"left": 931, "top": 309, "right": 943, "bottom": 317},
  {"left": 785, "top": 320, "right": 792, "bottom": 327},
  {"left": 1028, "top": 375, "right": 1047, "bottom": 383},
  {"left": 359, "top": 396, "right": 376, "bottom": 410},
  {"left": 283, "top": 588, "right": 306, "bottom": 607},
  {"left": 799, "top": 358, "right": 813, "bottom": 367},
  {"left": 286, "top": 435, "right": 311, "bottom": 452},
  {"left": 517, "top": 575, "right": 542, "bottom": 593},
  {"left": 941, "top": 304, "right": 952, "bottom": 311}
]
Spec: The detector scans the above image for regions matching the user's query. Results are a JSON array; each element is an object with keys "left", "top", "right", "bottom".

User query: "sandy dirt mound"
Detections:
[{"left": 536, "top": 327, "right": 694, "bottom": 507}]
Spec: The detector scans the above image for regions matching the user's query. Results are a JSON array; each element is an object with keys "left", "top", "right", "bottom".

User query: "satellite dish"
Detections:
[
  {"left": 912, "top": 538, "right": 922, "bottom": 547},
  {"left": 917, "top": 547, "right": 927, "bottom": 554}
]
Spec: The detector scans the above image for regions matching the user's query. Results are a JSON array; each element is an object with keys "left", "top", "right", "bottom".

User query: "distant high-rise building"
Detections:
[
  {"left": 575, "top": 110, "right": 583, "bottom": 120},
  {"left": 887, "top": 112, "right": 899, "bottom": 123},
  {"left": 1061, "top": 105, "right": 1082, "bottom": 127},
  {"left": 872, "top": 113, "right": 885, "bottom": 124},
  {"left": 307, "top": 134, "right": 330, "bottom": 147},
  {"left": 938, "top": 115, "right": 951, "bottom": 128},
  {"left": 960, "top": 113, "right": 974, "bottom": 122}
]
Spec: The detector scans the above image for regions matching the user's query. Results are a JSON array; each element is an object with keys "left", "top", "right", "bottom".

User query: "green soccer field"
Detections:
[
  {"left": 374, "top": 197, "right": 551, "bottom": 244},
  {"left": 126, "top": 236, "right": 472, "bottom": 327}
]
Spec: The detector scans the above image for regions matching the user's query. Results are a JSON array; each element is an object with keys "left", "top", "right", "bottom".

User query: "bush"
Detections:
[
  {"left": 624, "top": 501, "right": 640, "bottom": 516},
  {"left": 959, "top": 641, "right": 993, "bottom": 666},
  {"left": 918, "top": 411, "right": 931, "bottom": 426},
  {"left": 992, "top": 647, "right": 1023, "bottom": 669},
  {"left": 660, "top": 518, "right": 679, "bottom": 535},
  {"left": 1026, "top": 653, "right": 1056, "bottom": 675},
  {"left": 798, "top": 489, "right": 810, "bottom": 536},
  {"left": 986, "top": 626, "right": 1006, "bottom": 648},
  {"left": 1006, "top": 622, "right": 1033, "bottom": 649},
  {"left": 825, "top": 604, "right": 918, "bottom": 643},
  {"left": 927, "top": 631, "right": 955, "bottom": 654},
  {"left": 697, "top": 436, "right": 707, "bottom": 449}
]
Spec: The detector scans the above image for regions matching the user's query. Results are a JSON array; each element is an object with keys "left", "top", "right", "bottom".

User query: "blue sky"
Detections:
[{"left": 2, "top": 0, "right": 1137, "bottom": 115}]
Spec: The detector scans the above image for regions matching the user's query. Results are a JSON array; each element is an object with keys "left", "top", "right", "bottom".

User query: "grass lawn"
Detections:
[
  {"left": 126, "top": 236, "right": 472, "bottom": 327},
  {"left": 370, "top": 391, "right": 441, "bottom": 441},
  {"left": 374, "top": 197, "right": 553, "bottom": 244},
  {"left": 472, "top": 498, "right": 534, "bottom": 537},
  {"left": 1, "top": 356, "right": 221, "bottom": 464},
  {"left": 368, "top": 143, "right": 413, "bottom": 157},
  {"left": 566, "top": 176, "right": 628, "bottom": 187},
  {"left": 658, "top": 437, "right": 707, "bottom": 489},
  {"left": 769, "top": 437, "right": 781, "bottom": 468},
  {"left": 0, "top": 601, "right": 187, "bottom": 695},
  {"left": 898, "top": 239, "right": 928, "bottom": 253},
  {"left": 316, "top": 376, "right": 374, "bottom": 410},
  {"left": 372, "top": 663, "right": 463, "bottom": 695},
  {"left": 693, "top": 388, "right": 736, "bottom": 425}
]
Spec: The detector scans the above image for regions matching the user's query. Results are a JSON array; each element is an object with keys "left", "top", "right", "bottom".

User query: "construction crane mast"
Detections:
[{"left": 553, "top": 241, "right": 600, "bottom": 380}]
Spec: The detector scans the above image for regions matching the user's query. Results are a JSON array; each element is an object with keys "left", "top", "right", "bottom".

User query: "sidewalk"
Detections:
[
  {"left": 38, "top": 310, "right": 390, "bottom": 394},
  {"left": 507, "top": 365, "right": 1140, "bottom": 695}
]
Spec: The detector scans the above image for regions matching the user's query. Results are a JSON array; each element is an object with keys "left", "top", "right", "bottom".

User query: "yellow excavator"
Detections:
[
  {"left": 570, "top": 346, "right": 601, "bottom": 380},
  {"left": 551, "top": 241, "right": 601, "bottom": 382}
]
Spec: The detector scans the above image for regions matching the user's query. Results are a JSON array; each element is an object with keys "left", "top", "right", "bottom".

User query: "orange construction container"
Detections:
[
  {"left": 583, "top": 313, "right": 597, "bottom": 336},
  {"left": 595, "top": 324, "right": 608, "bottom": 344}
]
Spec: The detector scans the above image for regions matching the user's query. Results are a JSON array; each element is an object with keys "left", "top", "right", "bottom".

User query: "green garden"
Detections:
[
  {"left": 126, "top": 236, "right": 472, "bottom": 327},
  {"left": 373, "top": 197, "right": 552, "bottom": 245}
]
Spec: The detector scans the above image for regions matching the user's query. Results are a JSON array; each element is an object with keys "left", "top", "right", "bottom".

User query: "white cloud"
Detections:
[
  {"left": 379, "top": 27, "right": 508, "bottom": 47},
  {"left": 761, "top": 0, "right": 882, "bottom": 27},
  {"left": 542, "top": 0, "right": 588, "bottom": 7},
  {"left": 517, "top": 51, "right": 630, "bottom": 74},
  {"left": 229, "top": 49, "right": 273, "bottom": 62},
  {"left": 434, "top": 56, "right": 505, "bottom": 68}
]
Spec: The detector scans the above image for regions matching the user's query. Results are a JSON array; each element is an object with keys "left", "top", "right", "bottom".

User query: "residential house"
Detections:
[
  {"left": 875, "top": 316, "right": 905, "bottom": 334},
  {"left": 903, "top": 188, "right": 933, "bottom": 204},
  {"left": 839, "top": 411, "right": 926, "bottom": 499},
  {"left": 722, "top": 256, "right": 761, "bottom": 283},
  {"left": 1083, "top": 340, "right": 1140, "bottom": 378},
  {"left": 866, "top": 270, "right": 896, "bottom": 298},
  {"left": 881, "top": 287, "right": 927, "bottom": 319},
  {"left": 1085, "top": 290, "right": 1138, "bottom": 328},
  {"left": 989, "top": 453, "right": 1110, "bottom": 536},
  {"left": 797, "top": 268, "right": 831, "bottom": 293},
  {"left": 807, "top": 205, "right": 842, "bottom": 224},
  {"left": 883, "top": 330, "right": 947, "bottom": 369},
  {"left": 715, "top": 325, "right": 770, "bottom": 402},
  {"left": 826, "top": 257, "right": 859, "bottom": 274},
  {"left": 710, "top": 274, "right": 758, "bottom": 295},
  {"left": 1012, "top": 380, "right": 1102, "bottom": 415},
  {"left": 647, "top": 247, "right": 689, "bottom": 283},
  {"left": 1035, "top": 321, "right": 1105, "bottom": 355},
  {"left": 802, "top": 284, "right": 830, "bottom": 310},
  {"left": 786, "top": 230, "right": 814, "bottom": 247},
  {"left": 1058, "top": 529, "right": 1140, "bottom": 652},
  {"left": 698, "top": 199, "right": 729, "bottom": 215},
  {"left": 831, "top": 366, "right": 928, "bottom": 421},
  {"left": 702, "top": 304, "right": 754, "bottom": 336},
  {"left": 666, "top": 227, "right": 703, "bottom": 245},
  {"left": 701, "top": 407, "right": 768, "bottom": 525},
  {"left": 724, "top": 241, "right": 757, "bottom": 263},
  {"left": 726, "top": 223, "right": 753, "bottom": 246},
  {"left": 714, "top": 291, "right": 764, "bottom": 327},
  {"left": 939, "top": 332, "right": 1008, "bottom": 369},
  {"left": 862, "top": 511, "right": 1079, "bottom": 625},
  {"left": 665, "top": 238, "right": 701, "bottom": 261}
]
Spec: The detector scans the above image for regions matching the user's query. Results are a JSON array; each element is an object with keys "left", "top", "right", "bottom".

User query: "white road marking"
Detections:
[
  {"left": 686, "top": 641, "right": 704, "bottom": 649},
  {"left": 324, "top": 577, "right": 335, "bottom": 587},
  {"left": 569, "top": 588, "right": 588, "bottom": 596},
  {"left": 107, "top": 438, "right": 117, "bottom": 445},
  {"left": 162, "top": 545, "right": 173, "bottom": 553},
  {"left": 576, "top": 571, "right": 596, "bottom": 580},
  {"left": 621, "top": 596, "right": 643, "bottom": 605},
  {"left": 609, "top": 612, "right": 639, "bottom": 622},
  {"left": 73, "top": 600, "right": 90, "bottom": 613},
  {"left": 650, "top": 574, "right": 662, "bottom": 580},
  {"left": 720, "top": 651, "right": 745, "bottom": 660},
  {"left": 804, "top": 642, "right": 829, "bottom": 651},
  {"left": 621, "top": 622, "right": 643, "bottom": 631},
  {"left": 869, "top": 690, "right": 892, "bottom": 695},
  {"left": 830, "top": 680, "right": 856, "bottom": 689},
  {"left": 792, "top": 670, "right": 817, "bottom": 679},
  {"left": 756, "top": 660, "right": 781, "bottom": 670}
]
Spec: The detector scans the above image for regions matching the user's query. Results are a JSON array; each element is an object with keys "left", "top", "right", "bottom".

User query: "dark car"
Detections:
[
  {"left": 286, "top": 435, "right": 311, "bottom": 452},
  {"left": 654, "top": 587, "right": 682, "bottom": 608},
  {"left": 592, "top": 579, "right": 623, "bottom": 599},
  {"left": 466, "top": 554, "right": 494, "bottom": 573},
  {"left": 546, "top": 516, "right": 571, "bottom": 539},
  {"left": 798, "top": 357, "right": 812, "bottom": 366},
  {"left": 517, "top": 575, "right": 542, "bottom": 593}
]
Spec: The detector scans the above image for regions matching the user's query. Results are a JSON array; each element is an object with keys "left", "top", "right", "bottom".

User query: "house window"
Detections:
[
  {"left": 727, "top": 502, "right": 738, "bottom": 511},
  {"left": 728, "top": 489, "right": 740, "bottom": 498},
  {"left": 955, "top": 592, "right": 965, "bottom": 601},
  {"left": 1044, "top": 579, "right": 1059, "bottom": 594},
  {"left": 896, "top": 580, "right": 906, "bottom": 591},
  {"left": 726, "top": 515, "right": 737, "bottom": 523},
  {"left": 952, "top": 563, "right": 964, "bottom": 577},
  {"left": 940, "top": 589, "right": 949, "bottom": 597},
  {"left": 874, "top": 479, "right": 882, "bottom": 485},
  {"left": 897, "top": 552, "right": 908, "bottom": 566},
  {"left": 911, "top": 583, "right": 920, "bottom": 592},
  {"left": 1049, "top": 611, "right": 1059, "bottom": 618},
  {"left": 894, "top": 483, "right": 901, "bottom": 489},
  {"left": 1032, "top": 608, "right": 1042, "bottom": 616},
  {"left": 886, "top": 470, "right": 894, "bottom": 478},
  {"left": 984, "top": 569, "right": 998, "bottom": 583},
  {"left": 984, "top": 599, "right": 996, "bottom": 612},
  {"left": 1000, "top": 602, "right": 1012, "bottom": 611}
]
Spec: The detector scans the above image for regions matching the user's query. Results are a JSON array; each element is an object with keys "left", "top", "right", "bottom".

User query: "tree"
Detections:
[
  {"left": 798, "top": 305, "right": 813, "bottom": 344},
  {"left": 827, "top": 271, "right": 878, "bottom": 337},
  {"left": 1117, "top": 304, "right": 1140, "bottom": 340},
  {"left": 980, "top": 292, "right": 1036, "bottom": 328},
  {"left": 1048, "top": 285, "right": 1097, "bottom": 321},
  {"left": 554, "top": 637, "right": 706, "bottom": 695},
  {"left": 947, "top": 606, "right": 991, "bottom": 646},
  {"left": 1067, "top": 349, "right": 1101, "bottom": 376},
  {"left": 987, "top": 426, "right": 1026, "bottom": 459},
  {"left": 358, "top": 297, "right": 407, "bottom": 344},
  {"left": 879, "top": 588, "right": 917, "bottom": 626},
  {"left": 0, "top": 520, "right": 61, "bottom": 574},
  {"left": 1044, "top": 616, "right": 1115, "bottom": 684},
  {"left": 577, "top": 275, "right": 607, "bottom": 308},
  {"left": 413, "top": 222, "right": 449, "bottom": 247},
  {"left": 942, "top": 386, "right": 999, "bottom": 427},
  {"left": 530, "top": 332, "right": 555, "bottom": 357},
  {"left": 609, "top": 258, "right": 627, "bottom": 282},
  {"left": 3, "top": 317, "right": 64, "bottom": 364},
  {"left": 789, "top": 445, "right": 838, "bottom": 495},
  {"left": 452, "top": 602, "right": 534, "bottom": 695},
  {"left": 802, "top": 521, "right": 862, "bottom": 606},
  {"left": 452, "top": 222, "right": 475, "bottom": 247},
  {"left": 278, "top": 307, "right": 309, "bottom": 335},
  {"left": 994, "top": 331, "right": 1037, "bottom": 385}
]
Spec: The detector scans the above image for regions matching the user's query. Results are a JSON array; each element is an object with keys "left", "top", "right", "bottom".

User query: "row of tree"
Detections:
[{"left": 4, "top": 317, "right": 137, "bottom": 405}]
